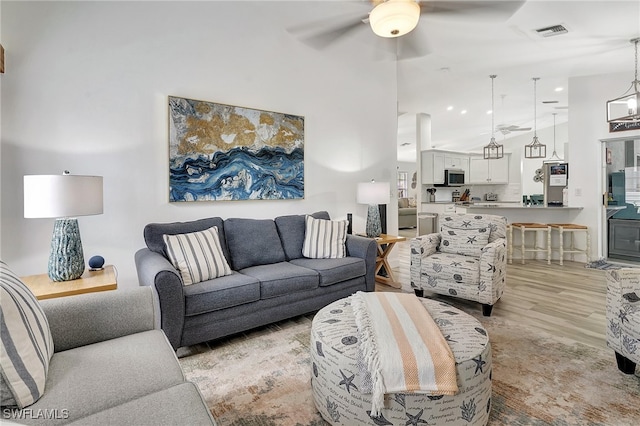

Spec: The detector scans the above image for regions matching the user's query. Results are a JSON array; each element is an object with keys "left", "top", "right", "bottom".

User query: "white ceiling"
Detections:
[
  {"left": 394, "top": 0, "right": 640, "bottom": 161},
  {"left": 286, "top": 1, "right": 640, "bottom": 162}
]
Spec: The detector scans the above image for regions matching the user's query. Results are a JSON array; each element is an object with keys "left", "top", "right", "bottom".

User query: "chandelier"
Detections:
[
  {"left": 524, "top": 77, "right": 547, "bottom": 159},
  {"left": 607, "top": 38, "right": 640, "bottom": 123},
  {"left": 484, "top": 75, "right": 504, "bottom": 160},
  {"left": 369, "top": 0, "right": 421, "bottom": 38}
]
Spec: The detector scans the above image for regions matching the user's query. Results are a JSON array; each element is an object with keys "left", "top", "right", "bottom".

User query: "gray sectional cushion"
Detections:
[
  {"left": 224, "top": 218, "right": 286, "bottom": 270},
  {"left": 144, "top": 217, "right": 228, "bottom": 260},
  {"left": 66, "top": 382, "right": 216, "bottom": 426},
  {"left": 290, "top": 257, "right": 366, "bottom": 287},
  {"left": 240, "top": 262, "right": 319, "bottom": 298},
  {"left": 183, "top": 272, "right": 260, "bottom": 316},
  {"left": 21, "top": 330, "right": 184, "bottom": 425},
  {"left": 275, "top": 211, "right": 331, "bottom": 260}
]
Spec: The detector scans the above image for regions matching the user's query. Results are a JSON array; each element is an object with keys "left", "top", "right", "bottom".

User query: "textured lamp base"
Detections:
[
  {"left": 365, "top": 204, "right": 382, "bottom": 238},
  {"left": 48, "top": 218, "right": 85, "bottom": 282}
]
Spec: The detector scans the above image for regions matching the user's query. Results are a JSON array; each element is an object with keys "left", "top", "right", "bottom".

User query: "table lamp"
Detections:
[
  {"left": 356, "top": 180, "right": 390, "bottom": 238},
  {"left": 24, "top": 172, "right": 103, "bottom": 282}
]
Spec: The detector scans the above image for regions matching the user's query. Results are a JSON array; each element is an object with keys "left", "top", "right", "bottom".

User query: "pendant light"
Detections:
[
  {"left": 607, "top": 38, "right": 640, "bottom": 123},
  {"left": 545, "top": 113, "right": 563, "bottom": 163},
  {"left": 483, "top": 75, "right": 504, "bottom": 160},
  {"left": 524, "top": 77, "right": 546, "bottom": 159}
]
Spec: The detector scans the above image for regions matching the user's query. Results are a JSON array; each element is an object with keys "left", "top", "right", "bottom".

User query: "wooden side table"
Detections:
[
  {"left": 372, "top": 234, "right": 406, "bottom": 289},
  {"left": 20, "top": 265, "right": 117, "bottom": 300}
]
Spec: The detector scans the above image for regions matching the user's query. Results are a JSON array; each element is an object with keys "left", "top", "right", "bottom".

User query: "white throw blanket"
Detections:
[{"left": 351, "top": 292, "right": 458, "bottom": 416}]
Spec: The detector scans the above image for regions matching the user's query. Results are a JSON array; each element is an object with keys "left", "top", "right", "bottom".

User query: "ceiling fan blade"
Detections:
[
  {"left": 512, "top": 127, "right": 532, "bottom": 131},
  {"left": 287, "top": 14, "right": 368, "bottom": 50},
  {"left": 419, "top": 0, "right": 526, "bottom": 21}
]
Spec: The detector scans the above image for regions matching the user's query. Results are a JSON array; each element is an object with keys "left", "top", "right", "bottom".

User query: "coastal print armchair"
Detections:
[
  {"left": 606, "top": 269, "right": 640, "bottom": 374},
  {"left": 410, "top": 213, "right": 507, "bottom": 316}
]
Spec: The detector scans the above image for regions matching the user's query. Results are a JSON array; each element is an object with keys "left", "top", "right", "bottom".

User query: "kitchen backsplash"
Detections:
[{"left": 424, "top": 183, "right": 521, "bottom": 203}]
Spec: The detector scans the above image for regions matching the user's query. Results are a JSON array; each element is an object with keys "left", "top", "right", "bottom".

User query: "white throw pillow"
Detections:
[
  {"left": 0, "top": 261, "right": 54, "bottom": 408},
  {"left": 163, "top": 226, "right": 232, "bottom": 285},
  {"left": 440, "top": 226, "right": 490, "bottom": 258},
  {"left": 302, "top": 216, "right": 348, "bottom": 259}
]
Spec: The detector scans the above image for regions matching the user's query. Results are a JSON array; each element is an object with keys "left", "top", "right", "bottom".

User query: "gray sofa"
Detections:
[
  {"left": 2, "top": 287, "right": 216, "bottom": 425},
  {"left": 135, "top": 211, "right": 377, "bottom": 350}
]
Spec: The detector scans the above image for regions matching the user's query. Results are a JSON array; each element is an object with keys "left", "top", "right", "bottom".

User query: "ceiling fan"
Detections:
[
  {"left": 289, "top": 0, "right": 526, "bottom": 60},
  {"left": 496, "top": 124, "right": 532, "bottom": 135}
]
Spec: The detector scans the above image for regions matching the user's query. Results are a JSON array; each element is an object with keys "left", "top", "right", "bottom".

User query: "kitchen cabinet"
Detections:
[
  {"left": 421, "top": 151, "right": 469, "bottom": 185},
  {"left": 469, "top": 155, "right": 509, "bottom": 184}
]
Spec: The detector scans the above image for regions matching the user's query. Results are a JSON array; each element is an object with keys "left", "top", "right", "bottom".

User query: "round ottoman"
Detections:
[{"left": 311, "top": 296, "right": 491, "bottom": 425}]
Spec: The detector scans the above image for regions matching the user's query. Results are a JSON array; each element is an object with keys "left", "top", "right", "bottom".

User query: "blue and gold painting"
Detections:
[{"left": 168, "top": 96, "right": 304, "bottom": 202}]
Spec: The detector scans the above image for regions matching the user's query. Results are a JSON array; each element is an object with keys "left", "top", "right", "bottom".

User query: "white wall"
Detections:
[
  {"left": 570, "top": 71, "right": 640, "bottom": 259},
  {"left": 0, "top": 2, "right": 398, "bottom": 286}
]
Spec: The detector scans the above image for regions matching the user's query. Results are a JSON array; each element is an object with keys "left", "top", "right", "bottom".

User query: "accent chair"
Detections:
[
  {"left": 410, "top": 213, "right": 507, "bottom": 316},
  {"left": 606, "top": 268, "right": 640, "bottom": 374}
]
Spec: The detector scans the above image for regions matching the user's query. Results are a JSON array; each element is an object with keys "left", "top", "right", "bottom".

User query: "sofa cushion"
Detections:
[
  {"left": 239, "top": 262, "right": 319, "bottom": 299},
  {"left": 224, "top": 218, "right": 286, "bottom": 270},
  {"left": 440, "top": 226, "right": 490, "bottom": 258},
  {"left": 183, "top": 272, "right": 260, "bottom": 316},
  {"left": 17, "top": 330, "right": 184, "bottom": 425},
  {"left": 144, "top": 217, "right": 228, "bottom": 260},
  {"left": 275, "top": 211, "right": 331, "bottom": 260},
  {"left": 302, "top": 216, "right": 348, "bottom": 259},
  {"left": 163, "top": 226, "right": 232, "bottom": 285},
  {"left": 290, "top": 257, "right": 365, "bottom": 287},
  {"left": 398, "top": 197, "right": 409, "bottom": 208},
  {"left": 66, "top": 382, "right": 215, "bottom": 426},
  {"left": 0, "top": 261, "right": 54, "bottom": 408}
]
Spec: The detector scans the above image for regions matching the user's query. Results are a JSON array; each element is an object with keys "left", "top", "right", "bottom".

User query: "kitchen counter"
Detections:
[{"left": 465, "top": 204, "right": 582, "bottom": 210}]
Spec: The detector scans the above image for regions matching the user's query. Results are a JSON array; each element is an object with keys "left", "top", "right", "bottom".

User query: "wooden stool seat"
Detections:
[
  {"left": 548, "top": 223, "right": 590, "bottom": 265},
  {"left": 509, "top": 223, "right": 551, "bottom": 264}
]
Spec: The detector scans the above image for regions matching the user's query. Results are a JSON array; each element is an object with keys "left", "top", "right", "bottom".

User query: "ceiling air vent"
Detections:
[{"left": 535, "top": 24, "right": 568, "bottom": 38}]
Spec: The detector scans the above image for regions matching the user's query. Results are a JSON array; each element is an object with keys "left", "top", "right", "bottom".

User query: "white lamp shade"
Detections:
[
  {"left": 24, "top": 175, "right": 103, "bottom": 218},
  {"left": 357, "top": 181, "right": 390, "bottom": 205},
  {"left": 369, "top": 0, "right": 420, "bottom": 38}
]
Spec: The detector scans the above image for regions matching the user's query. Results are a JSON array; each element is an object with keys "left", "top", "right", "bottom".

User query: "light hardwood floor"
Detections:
[{"left": 380, "top": 238, "right": 609, "bottom": 350}]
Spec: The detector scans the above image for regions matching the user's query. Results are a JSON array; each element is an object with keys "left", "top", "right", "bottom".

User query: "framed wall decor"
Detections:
[{"left": 168, "top": 96, "right": 304, "bottom": 202}]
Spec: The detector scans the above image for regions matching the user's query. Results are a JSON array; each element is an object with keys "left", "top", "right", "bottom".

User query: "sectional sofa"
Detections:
[
  {"left": 135, "top": 211, "right": 377, "bottom": 349},
  {"left": 0, "top": 261, "right": 216, "bottom": 425}
]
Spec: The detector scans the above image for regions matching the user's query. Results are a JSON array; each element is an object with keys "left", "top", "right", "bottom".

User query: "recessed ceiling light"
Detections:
[
  {"left": 487, "top": 110, "right": 493, "bottom": 115},
  {"left": 461, "top": 110, "right": 467, "bottom": 114},
  {"left": 447, "top": 106, "right": 454, "bottom": 111},
  {"left": 555, "top": 87, "right": 563, "bottom": 92}
]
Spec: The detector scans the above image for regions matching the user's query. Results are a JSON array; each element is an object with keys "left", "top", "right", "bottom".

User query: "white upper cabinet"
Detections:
[
  {"left": 469, "top": 155, "right": 510, "bottom": 184},
  {"left": 422, "top": 151, "right": 469, "bottom": 185}
]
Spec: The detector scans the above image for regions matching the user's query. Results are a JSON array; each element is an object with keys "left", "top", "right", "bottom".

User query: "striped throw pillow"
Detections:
[
  {"left": 0, "top": 261, "right": 54, "bottom": 408},
  {"left": 302, "top": 216, "right": 348, "bottom": 259},
  {"left": 163, "top": 226, "right": 232, "bottom": 285}
]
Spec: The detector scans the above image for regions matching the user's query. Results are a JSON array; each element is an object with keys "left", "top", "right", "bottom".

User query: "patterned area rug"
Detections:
[{"left": 179, "top": 306, "right": 640, "bottom": 426}]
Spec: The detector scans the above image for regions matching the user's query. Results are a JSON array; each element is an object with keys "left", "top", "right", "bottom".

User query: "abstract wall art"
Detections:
[{"left": 168, "top": 96, "right": 304, "bottom": 202}]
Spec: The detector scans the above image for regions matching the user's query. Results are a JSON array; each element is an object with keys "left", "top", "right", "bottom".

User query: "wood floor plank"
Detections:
[{"left": 385, "top": 240, "right": 610, "bottom": 350}]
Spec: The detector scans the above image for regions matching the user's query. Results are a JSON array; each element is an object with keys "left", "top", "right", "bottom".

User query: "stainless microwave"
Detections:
[{"left": 443, "top": 169, "right": 465, "bottom": 186}]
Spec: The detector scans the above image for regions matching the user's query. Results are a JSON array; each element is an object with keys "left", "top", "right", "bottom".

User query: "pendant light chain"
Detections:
[
  {"left": 491, "top": 74, "right": 496, "bottom": 138},
  {"left": 533, "top": 77, "right": 539, "bottom": 137},
  {"left": 634, "top": 38, "right": 639, "bottom": 90}
]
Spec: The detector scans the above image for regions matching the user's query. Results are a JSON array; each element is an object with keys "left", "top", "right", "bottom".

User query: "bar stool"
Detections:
[
  {"left": 548, "top": 223, "right": 591, "bottom": 265},
  {"left": 509, "top": 223, "right": 551, "bottom": 264}
]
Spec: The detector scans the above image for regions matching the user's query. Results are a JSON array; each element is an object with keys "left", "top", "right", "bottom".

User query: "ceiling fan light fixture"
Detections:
[
  {"left": 607, "top": 38, "right": 640, "bottom": 123},
  {"left": 369, "top": 0, "right": 420, "bottom": 38}
]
